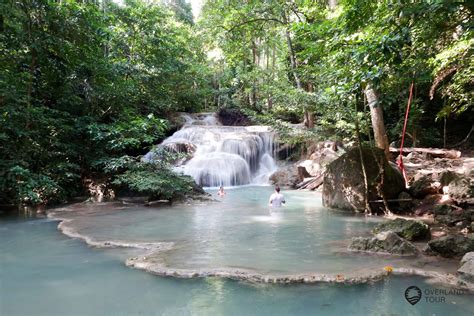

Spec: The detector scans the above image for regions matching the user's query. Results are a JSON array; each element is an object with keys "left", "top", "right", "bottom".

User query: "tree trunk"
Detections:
[
  {"left": 304, "top": 111, "right": 314, "bottom": 128},
  {"left": 267, "top": 43, "right": 276, "bottom": 110},
  {"left": 284, "top": 18, "right": 314, "bottom": 128},
  {"left": 285, "top": 27, "right": 301, "bottom": 89},
  {"left": 305, "top": 83, "right": 315, "bottom": 128},
  {"left": 364, "top": 83, "right": 390, "bottom": 158}
]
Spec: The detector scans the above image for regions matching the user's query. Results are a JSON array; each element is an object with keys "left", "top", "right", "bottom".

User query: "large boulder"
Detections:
[
  {"left": 269, "top": 165, "right": 300, "bottom": 188},
  {"left": 372, "top": 218, "right": 430, "bottom": 241},
  {"left": 458, "top": 252, "right": 474, "bottom": 282},
  {"left": 322, "top": 147, "right": 405, "bottom": 212},
  {"left": 425, "top": 234, "right": 474, "bottom": 258},
  {"left": 349, "top": 231, "right": 418, "bottom": 256}
]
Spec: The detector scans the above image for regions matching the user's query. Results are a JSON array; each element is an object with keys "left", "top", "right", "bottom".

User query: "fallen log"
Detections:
[
  {"left": 295, "top": 177, "right": 316, "bottom": 189},
  {"left": 297, "top": 174, "right": 324, "bottom": 190},
  {"left": 306, "top": 177, "right": 324, "bottom": 190},
  {"left": 389, "top": 147, "right": 461, "bottom": 159}
]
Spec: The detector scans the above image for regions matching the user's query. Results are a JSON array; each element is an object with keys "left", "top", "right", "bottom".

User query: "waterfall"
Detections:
[{"left": 144, "top": 113, "right": 277, "bottom": 187}]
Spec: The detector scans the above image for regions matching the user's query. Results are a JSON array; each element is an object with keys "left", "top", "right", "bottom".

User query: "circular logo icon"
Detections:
[{"left": 405, "top": 286, "right": 422, "bottom": 305}]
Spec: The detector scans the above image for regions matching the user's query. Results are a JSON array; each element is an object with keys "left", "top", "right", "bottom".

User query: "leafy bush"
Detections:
[
  {"left": 100, "top": 154, "right": 198, "bottom": 201},
  {"left": 113, "top": 164, "right": 197, "bottom": 201},
  {"left": 1, "top": 166, "right": 64, "bottom": 205}
]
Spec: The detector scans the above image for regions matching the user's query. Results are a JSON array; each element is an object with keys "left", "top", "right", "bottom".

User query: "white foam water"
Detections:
[{"left": 144, "top": 113, "right": 277, "bottom": 187}]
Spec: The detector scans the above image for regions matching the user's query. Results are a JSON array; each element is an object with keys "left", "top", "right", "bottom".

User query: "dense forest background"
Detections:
[{"left": 0, "top": 0, "right": 472, "bottom": 207}]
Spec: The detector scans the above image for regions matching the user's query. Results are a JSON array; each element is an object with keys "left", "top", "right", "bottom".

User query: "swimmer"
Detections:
[
  {"left": 217, "top": 186, "right": 226, "bottom": 196},
  {"left": 268, "top": 186, "right": 285, "bottom": 206}
]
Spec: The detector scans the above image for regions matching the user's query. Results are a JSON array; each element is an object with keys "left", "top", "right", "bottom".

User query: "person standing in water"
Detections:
[
  {"left": 217, "top": 186, "right": 226, "bottom": 196},
  {"left": 269, "top": 186, "right": 285, "bottom": 206}
]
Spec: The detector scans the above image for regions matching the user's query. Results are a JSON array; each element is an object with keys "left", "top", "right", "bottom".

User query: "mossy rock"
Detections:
[
  {"left": 439, "top": 170, "right": 460, "bottom": 187},
  {"left": 426, "top": 234, "right": 474, "bottom": 258},
  {"left": 349, "top": 231, "right": 418, "bottom": 256},
  {"left": 433, "top": 204, "right": 454, "bottom": 215},
  {"left": 372, "top": 218, "right": 430, "bottom": 241}
]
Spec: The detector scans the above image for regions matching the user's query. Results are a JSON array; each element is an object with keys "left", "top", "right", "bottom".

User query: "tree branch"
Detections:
[{"left": 223, "top": 18, "right": 285, "bottom": 33}]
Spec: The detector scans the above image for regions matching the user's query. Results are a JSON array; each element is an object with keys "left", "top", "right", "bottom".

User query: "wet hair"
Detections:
[{"left": 275, "top": 186, "right": 280, "bottom": 193}]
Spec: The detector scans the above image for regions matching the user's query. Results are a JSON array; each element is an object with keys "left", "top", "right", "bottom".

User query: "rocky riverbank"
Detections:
[{"left": 269, "top": 139, "right": 473, "bottom": 288}]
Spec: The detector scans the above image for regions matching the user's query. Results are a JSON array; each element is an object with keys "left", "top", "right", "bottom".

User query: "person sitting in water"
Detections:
[
  {"left": 217, "top": 186, "right": 226, "bottom": 196},
  {"left": 269, "top": 186, "right": 285, "bottom": 206}
]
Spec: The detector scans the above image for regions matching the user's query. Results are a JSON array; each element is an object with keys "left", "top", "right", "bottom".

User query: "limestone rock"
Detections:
[
  {"left": 322, "top": 147, "right": 405, "bottom": 212},
  {"left": 439, "top": 170, "right": 460, "bottom": 187},
  {"left": 408, "top": 174, "right": 440, "bottom": 198},
  {"left": 448, "top": 177, "right": 474, "bottom": 204},
  {"left": 434, "top": 205, "right": 472, "bottom": 227},
  {"left": 425, "top": 234, "right": 474, "bottom": 258},
  {"left": 372, "top": 218, "right": 430, "bottom": 241},
  {"left": 458, "top": 252, "right": 474, "bottom": 282},
  {"left": 349, "top": 231, "right": 418, "bottom": 256},
  {"left": 269, "top": 165, "right": 300, "bottom": 188},
  {"left": 297, "top": 141, "right": 344, "bottom": 177}
]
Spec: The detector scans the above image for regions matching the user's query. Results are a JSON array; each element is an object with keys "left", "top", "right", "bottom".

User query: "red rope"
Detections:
[{"left": 398, "top": 81, "right": 414, "bottom": 187}]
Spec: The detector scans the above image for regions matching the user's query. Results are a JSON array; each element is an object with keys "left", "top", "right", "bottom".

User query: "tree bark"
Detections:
[
  {"left": 285, "top": 27, "right": 301, "bottom": 89},
  {"left": 284, "top": 18, "right": 314, "bottom": 127},
  {"left": 364, "top": 83, "right": 390, "bottom": 158},
  {"left": 250, "top": 41, "right": 257, "bottom": 108}
]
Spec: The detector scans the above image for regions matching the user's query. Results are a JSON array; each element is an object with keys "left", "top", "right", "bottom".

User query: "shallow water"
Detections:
[
  {"left": 53, "top": 187, "right": 455, "bottom": 277},
  {"left": 1, "top": 218, "right": 474, "bottom": 315}
]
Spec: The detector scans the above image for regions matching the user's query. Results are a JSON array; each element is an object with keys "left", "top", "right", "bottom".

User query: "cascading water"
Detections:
[{"left": 144, "top": 113, "right": 277, "bottom": 187}]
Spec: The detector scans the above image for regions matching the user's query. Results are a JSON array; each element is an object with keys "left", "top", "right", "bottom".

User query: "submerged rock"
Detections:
[
  {"left": 425, "top": 234, "right": 474, "bottom": 258},
  {"left": 322, "top": 147, "right": 405, "bottom": 212},
  {"left": 349, "top": 231, "right": 418, "bottom": 256},
  {"left": 458, "top": 252, "right": 474, "bottom": 282},
  {"left": 372, "top": 218, "right": 430, "bottom": 241}
]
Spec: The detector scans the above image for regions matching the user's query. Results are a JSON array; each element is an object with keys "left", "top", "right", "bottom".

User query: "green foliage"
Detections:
[
  {"left": 95, "top": 154, "right": 196, "bottom": 201},
  {"left": 86, "top": 114, "right": 168, "bottom": 152},
  {"left": 201, "top": 0, "right": 473, "bottom": 147},
  {"left": 1, "top": 166, "right": 64, "bottom": 205},
  {"left": 0, "top": 0, "right": 211, "bottom": 206},
  {"left": 113, "top": 163, "right": 196, "bottom": 200}
]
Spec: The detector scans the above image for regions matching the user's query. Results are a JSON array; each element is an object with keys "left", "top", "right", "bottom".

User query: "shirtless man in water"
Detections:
[
  {"left": 269, "top": 186, "right": 285, "bottom": 206},
  {"left": 217, "top": 186, "right": 226, "bottom": 196}
]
